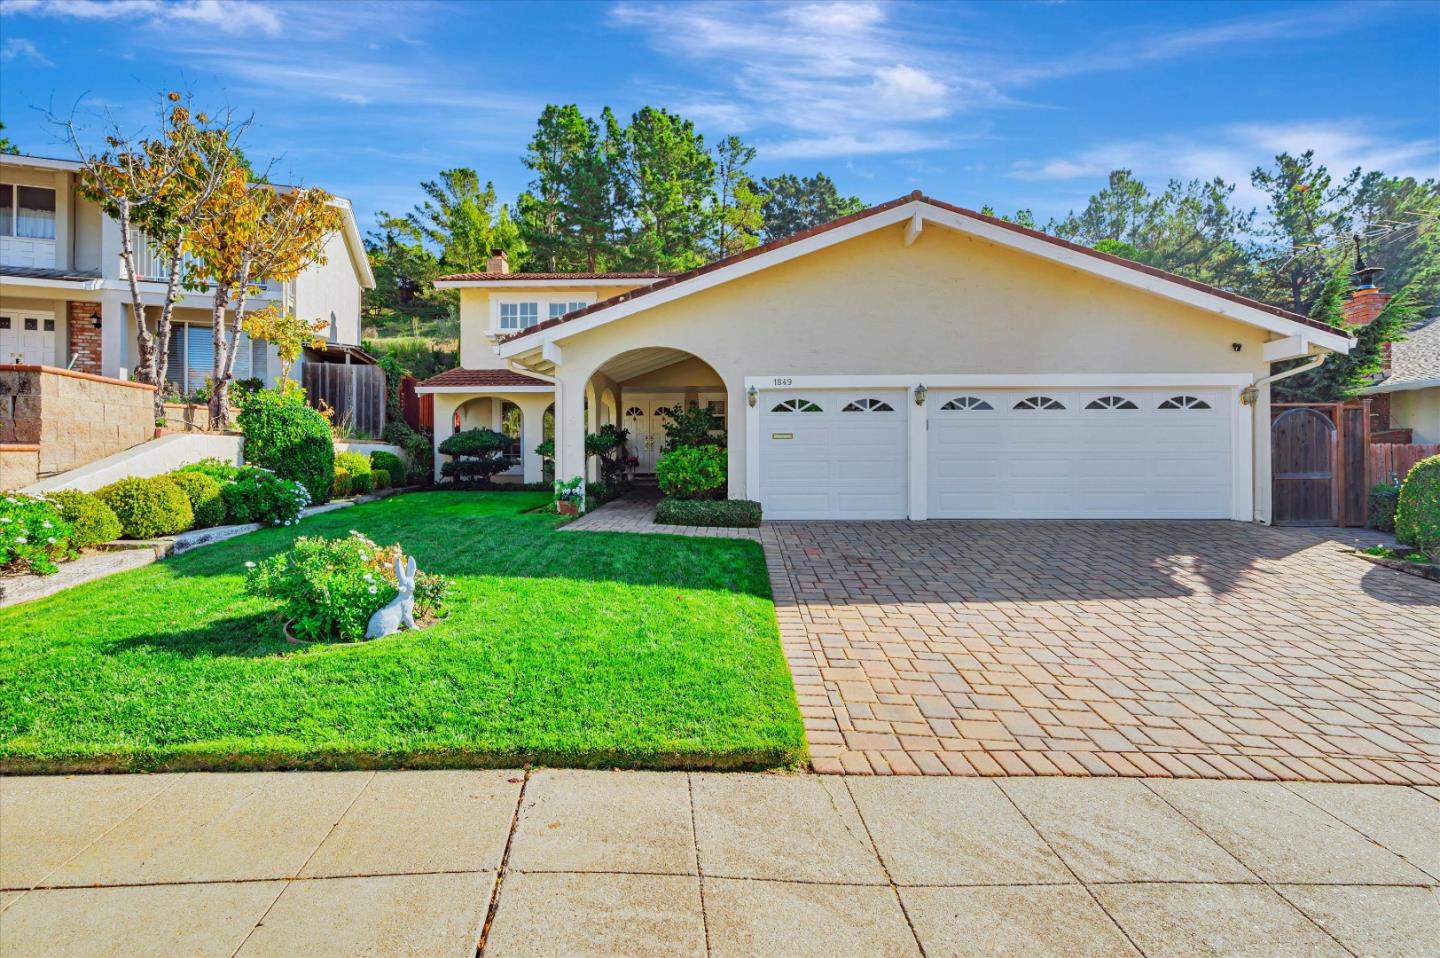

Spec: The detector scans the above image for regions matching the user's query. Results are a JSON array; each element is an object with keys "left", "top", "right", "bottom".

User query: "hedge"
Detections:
[
  {"left": 236, "top": 390, "right": 334, "bottom": 504},
  {"left": 1368, "top": 483, "right": 1401, "bottom": 533},
  {"left": 45, "top": 489, "right": 121, "bottom": 548},
  {"left": 369, "top": 450, "right": 406, "bottom": 487},
  {"left": 1395, "top": 455, "right": 1440, "bottom": 557},
  {"left": 167, "top": 471, "right": 227, "bottom": 529},
  {"left": 654, "top": 498, "right": 762, "bottom": 528},
  {"left": 96, "top": 477, "right": 193, "bottom": 539}
]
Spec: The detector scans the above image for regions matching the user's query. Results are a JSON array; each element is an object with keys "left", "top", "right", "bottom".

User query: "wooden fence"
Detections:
[
  {"left": 302, "top": 362, "right": 386, "bottom": 438},
  {"left": 399, "top": 375, "right": 434, "bottom": 434},
  {"left": 1370, "top": 443, "right": 1440, "bottom": 486}
]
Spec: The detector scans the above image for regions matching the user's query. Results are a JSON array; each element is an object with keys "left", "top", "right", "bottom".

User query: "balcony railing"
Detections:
[{"left": 126, "top": 229, "right": 276, "bottom": 294}]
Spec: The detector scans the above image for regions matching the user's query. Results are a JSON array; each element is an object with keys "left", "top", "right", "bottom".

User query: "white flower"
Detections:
[
  {"left": 368, "top": 585, "right": 378, "bottom": 594},
  {"left": 47, "top": 536, "right": 56, "bottom": 544},
  {"left": 245, "top": 561, "right": 257, "bottom": 568},
  {"left": 15, "top": 537, "right": 26, "bottom": 544},
  {"left": 0, "top": 517, "right": 10, "bottom": 523},
  {"left": 41, "top": 521, "right": 52, "bottom": 529},
  {"left": 363, "top": 573, "right": 374, "bottom": 582}
]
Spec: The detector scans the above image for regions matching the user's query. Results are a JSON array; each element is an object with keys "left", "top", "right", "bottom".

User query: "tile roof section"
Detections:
[
  {"left": 435, "top": 271, "right": 675, "bottom": 282},
  {"left": 417, "top": 368, "right": 552, "bottom": 389},
  {"left": 498, "top": 191, "right": 1347, "bottom": 345}
]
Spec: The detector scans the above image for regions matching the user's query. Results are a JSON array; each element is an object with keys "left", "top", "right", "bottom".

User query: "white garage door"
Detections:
[
  {"left": 760, "top": 389, "right": 908, "bottom": 519},
  {"left": 928, "top": 387, "right": 1233, "bottom": 519}
]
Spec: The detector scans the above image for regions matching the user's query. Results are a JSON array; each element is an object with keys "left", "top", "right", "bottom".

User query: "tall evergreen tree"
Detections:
[
  {"left": 709, "top": 135, "right": 762, "bottom": 259},
  {"left": 518, "top": 105, "right": 617, "bottom": 271},
  {"left": 1352, "top": 173, "right": 1440, "bottom": 319},
  {"left": 405, "top": 169, "right": 524, "bottom": 274},
  {"left": 757, "top": 173, "right": 864, "bottom": 241},
  {"left": 1250, "top": 151, "right": 1362, "bottom": 315},
  {"left": 617, "top": 107, "right": 716, "bottom": 271}
]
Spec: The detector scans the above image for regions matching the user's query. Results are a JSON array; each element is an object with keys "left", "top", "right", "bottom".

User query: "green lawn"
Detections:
[{"left": 0, "top": 492, "right": 805, "bottom": 773}]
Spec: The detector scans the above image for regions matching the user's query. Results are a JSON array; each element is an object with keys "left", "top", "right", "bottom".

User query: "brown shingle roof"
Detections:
[
  {"left": 1376, "top": 318, "right": 1440, "bottom": 389},
  {"left": 417, "top": 368, "right": 551, "bottom": 389},
  {"left": 436, "top": 271, "right": 675, "bottom": 282},
  {"left": 499, "top": 192, "right": 1349, "bottom": 345}
]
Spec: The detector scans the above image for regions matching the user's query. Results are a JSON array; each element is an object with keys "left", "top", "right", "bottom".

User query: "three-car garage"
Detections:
[{"left": 753, "top": 381, "right": 1244, "bottom": 521}]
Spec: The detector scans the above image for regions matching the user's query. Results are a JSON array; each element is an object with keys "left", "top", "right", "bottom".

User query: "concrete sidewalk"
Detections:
[{"left": 2, "top": 771, "right": 1437, "bottom": 957}]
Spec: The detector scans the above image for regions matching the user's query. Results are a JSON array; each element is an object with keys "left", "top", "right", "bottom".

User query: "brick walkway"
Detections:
[
  {"left": 762, "top": 520, "right": 1440, "bottom": 784},
  {"left": 562, "top": 487, "right": 760, "bottom": 540}
]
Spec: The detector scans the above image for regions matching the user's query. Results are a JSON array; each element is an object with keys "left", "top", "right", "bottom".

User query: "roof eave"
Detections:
[{"left": 1360, "top": 375, "right": 1440, "bottom": 395}]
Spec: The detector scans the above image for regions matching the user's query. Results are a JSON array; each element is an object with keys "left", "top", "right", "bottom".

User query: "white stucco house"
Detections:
[
  {"left": 0, "top": 152, "right": 375, "bottom": 391},
  {"left": 418, "top": 193, "right": 1353, "bottom": 524}
]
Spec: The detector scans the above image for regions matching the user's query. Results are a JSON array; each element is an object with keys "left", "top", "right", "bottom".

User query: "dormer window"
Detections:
[
  {"left": 0, "top": 183, "right": 57, "bottom": 240},
  {"left": 499, "top": 301, "right": 539, "bottom": 331}
]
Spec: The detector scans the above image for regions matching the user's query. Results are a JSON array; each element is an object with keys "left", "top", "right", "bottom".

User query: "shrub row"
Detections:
[{"left": 654, "top": 498, "right": 762, "bottom": 528}]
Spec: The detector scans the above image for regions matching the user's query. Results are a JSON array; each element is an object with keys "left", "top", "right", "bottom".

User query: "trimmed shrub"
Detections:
[
  {"left": 222, "top": 469, "right": 311, "bottom": 526},
  {"left": 333, "top": 467, "right": 353, "bottom": 498},
  {"left": 372, "top": 469, "right": 391, "bottom": 491},
  {"left": 96, "top": 477, "right": 194, "bottom": 539},
  {"left": 175, "top": 457, "right": 242, "bottom": 484},
  {"left": 167, "top": 471, "right": 226, "bottom": 529},
  {"left": 236, "top": 389, "right": 334, "bottom": 503},
  {"left": 370, "top": 450, "right": 406, "bottom": 486},
  {"left": 439, "top": 428, "right": 510, "bottom": 482},
  {"left": 335, "top": 450, "right": 373, "bottom": 478},
  {"left": 1395, "top": 455, "right": 1440, "bottom": 557},
  {"left": 1, "top": 493, "right": 76, "bottom": 575},
  {"left": 45, "top": 490, "right": 121, "bottom": 548},
  {"left": 655, "top": 498, "right": 762, "bottom": 528},
  {"left": 350, "top": 470, "right": 374, "bottom": 495},
  {"left": 1368, "top": 483, "right": 1401, "bottom": 533},
  {"left": 656, "top": 445, "right": 726, "bottom": 500},
  {"left": 382, "top": 420, "right": 433, "bottom": 483}
]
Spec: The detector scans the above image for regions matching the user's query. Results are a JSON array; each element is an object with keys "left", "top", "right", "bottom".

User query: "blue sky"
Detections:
[{"left": 2, "top": 0, "right": 1437, "bottom": 233}]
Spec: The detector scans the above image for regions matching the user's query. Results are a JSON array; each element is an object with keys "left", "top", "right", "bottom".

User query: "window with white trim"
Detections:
[
  {"left": 842, "top": 397, "right": 895, "bottom": 412},
  {"left": 0, "top": 183, "right": 57, "bottom": 240},
  {"left": 164, "top": 324, "right": 269, "bottom": 396},
  {"left": 1085, "top": 395, "right": 1138, "bottom": 410},
  {"left": 548, "top": 300, "right": 588, "bottom": 321},
  {"left": 1014, "top": 395, "right": 1065, "bottom": 410},
  {"left": 940, "top": 396, "right": 992, "bottom": 411},
  {"left": 499, "top": 301, "right": 539, "bottom": 331},
  {"left": 771, "top": 398, "right": 822, "bottom": 412},
  {"left": 1159, "top": 395, "right": 1211, "bottom": 410}
]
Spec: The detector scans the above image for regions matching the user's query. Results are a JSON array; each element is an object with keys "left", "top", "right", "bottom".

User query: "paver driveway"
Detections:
[{"left": 761, "top": 520, "right": 1440, "bottom": 783}]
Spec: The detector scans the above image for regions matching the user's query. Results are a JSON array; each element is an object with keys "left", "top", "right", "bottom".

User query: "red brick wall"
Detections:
[{"left": 67, "top": 302, "right": 103, "bottom": 375}]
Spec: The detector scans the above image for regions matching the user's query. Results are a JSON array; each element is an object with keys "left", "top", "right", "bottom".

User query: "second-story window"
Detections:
[
  {"left": 548, "top": 300, "right": 587, "bottom": 321},
  {"left": 0, "top": 184, "right": 57, "bottom": 240},
  {"left": 499, "top": 301, "right": 539, "bottom": 331}
]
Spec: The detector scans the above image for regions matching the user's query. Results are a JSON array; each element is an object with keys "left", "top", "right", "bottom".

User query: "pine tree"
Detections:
[
  {"left": 757, "top": 173, "right": 864, "bottom": 241},
  {"left": 710, "top": 135, "right": 762, "bottom": 259}
]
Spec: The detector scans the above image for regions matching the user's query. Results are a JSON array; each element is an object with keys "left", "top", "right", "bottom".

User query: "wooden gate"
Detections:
[{"left": 1271, "top": 401, "right": 1370, "bottom": 527}]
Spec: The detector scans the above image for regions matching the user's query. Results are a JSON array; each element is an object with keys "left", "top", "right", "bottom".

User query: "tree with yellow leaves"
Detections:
[
  {"left": 186, "top": 171, "right": 343, "bottom": 428},
  {"left": 240, "top": 306, "right": 328, "bottom": 393}
]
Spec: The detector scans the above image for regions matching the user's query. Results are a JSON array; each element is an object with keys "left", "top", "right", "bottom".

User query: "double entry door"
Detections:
[{"left": 622, "top": 398, "right": 678, "bottom": 474}]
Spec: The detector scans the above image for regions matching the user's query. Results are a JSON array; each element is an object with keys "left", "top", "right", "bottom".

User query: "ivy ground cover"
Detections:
[{"left": 0, "top": 493, "right": 804, "bottom": 773}]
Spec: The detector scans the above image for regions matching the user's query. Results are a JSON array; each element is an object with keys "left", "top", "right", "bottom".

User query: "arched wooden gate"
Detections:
[{"left": 1271, "top": 402, "right": 1370, "bottom": 527}]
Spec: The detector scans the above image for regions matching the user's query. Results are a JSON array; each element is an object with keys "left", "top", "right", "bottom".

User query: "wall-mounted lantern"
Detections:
[
  {"left": 914, "top": 383, "right": 927, "bottom": 406},
  {"left": 747, "top": 385, "right": 758, "bottom": 407}
]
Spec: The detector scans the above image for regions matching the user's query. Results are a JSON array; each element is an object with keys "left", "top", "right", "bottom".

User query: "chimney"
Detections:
[
  {"left": 486, "top": 249, "right": 509, "bottom": 275},
  {"left": 1340, "top": 235, "right": 1392, "bottom": 375}
]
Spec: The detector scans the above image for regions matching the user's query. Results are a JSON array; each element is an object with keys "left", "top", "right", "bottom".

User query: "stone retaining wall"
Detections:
[{"left": 0, "top": 365, "right": 155, "bottom": 479}]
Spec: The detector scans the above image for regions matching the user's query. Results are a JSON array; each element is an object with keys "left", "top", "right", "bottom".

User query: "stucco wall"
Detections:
[
  {"left": 1390, "top": 387, "right": 1440, "bottom": 444},
  {"left": 457, "top": 282, "right": 656, "bottom": 369},
  {"left": 294, "top": 230, "right": 363, "bottom": 347},
  {"left": 545, "top": 222, "right": 1278, "bottom": 515}
]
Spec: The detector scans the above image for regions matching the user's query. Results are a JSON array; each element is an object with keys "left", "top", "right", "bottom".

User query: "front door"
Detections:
[{"left": 623, "top": 399, "right": 678, "bottom": 474}]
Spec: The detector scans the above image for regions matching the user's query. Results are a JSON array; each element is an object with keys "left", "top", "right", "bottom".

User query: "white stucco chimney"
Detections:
[{"left": 486, "top": 249, "right": 510, "bottom": 274}]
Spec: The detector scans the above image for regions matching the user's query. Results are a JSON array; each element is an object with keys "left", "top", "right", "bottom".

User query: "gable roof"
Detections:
[
  {"left": 497, "top": 192, "right": 1351, "bottom": 357},
  {"left": 436, "top": 271, "right": 673, "bottom": 285},
  {"left": 414, "top": 367, "right": 552, "bottom": 391},
  {"left": 1363, "top": 318, "right": 1440, "bottom": 394}
]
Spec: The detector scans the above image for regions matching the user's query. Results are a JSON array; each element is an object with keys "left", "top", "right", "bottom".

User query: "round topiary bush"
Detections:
[
  {"left": 371, "top": 468, "right": 391, "bottom": 491},
  {"left": 439, "top": 428, "right": 510, "bottom": 483},
  {"left": 1395, "top": 454, "right": 1440, "bottom": 558},
  {"left": 96, "top": 476, "right": 194, "bottom": 539},
  {"left": 656, "top": 445, "right": 727, "bottom": 500},
  {"left": 333, "top": 466, "right": 353, "bottom": 498},
  {"left": 370, "top": 450, "right": 405, "bottom": 486},
  {"left": 334, "top": 451, "right": 374, "bottom": 495},
  {"left": 44, "top": 489, "right": 121, "bottom": 548},
  {"left": 167, "top": 471, "right": 227, "bottom": 529},
  {"left": 236, "top": 389, "right": 335, "bottom": 504}
]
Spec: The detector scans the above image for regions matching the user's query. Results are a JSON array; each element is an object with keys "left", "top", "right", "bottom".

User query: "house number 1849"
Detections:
[{"left": 772, "top": 377, "right": 792, "bottom": 386}]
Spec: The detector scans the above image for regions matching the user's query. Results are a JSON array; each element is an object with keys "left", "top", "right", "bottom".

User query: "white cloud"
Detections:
[
  {"left": 1010, "top": 121, "right": 1440, "bottom": 209},
  {"left": 1, "top": 37, "right": 52, "bottom": 67},
  {"left": 2, "top": 0, "right": 282, "bottom": 37},
  {"left": 611, "top": 0, "right": 1000, "bottom": 158}
]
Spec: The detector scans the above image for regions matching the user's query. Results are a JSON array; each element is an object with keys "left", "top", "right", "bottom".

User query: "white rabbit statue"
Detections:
[{"left": 366, "top": 554, "right": 417, "bottom": 639}]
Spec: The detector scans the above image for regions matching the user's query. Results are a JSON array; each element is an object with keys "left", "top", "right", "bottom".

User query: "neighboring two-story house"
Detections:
[{"left": 0, "top": 152, "right": 374, "bottom": 393}]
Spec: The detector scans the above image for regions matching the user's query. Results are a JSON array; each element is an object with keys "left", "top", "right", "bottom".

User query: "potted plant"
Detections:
[{"left": 554, "top": 476, "right": 585, "bottom": 516}]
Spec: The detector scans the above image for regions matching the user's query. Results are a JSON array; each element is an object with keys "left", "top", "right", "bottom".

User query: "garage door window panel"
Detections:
[
  {"left": 1014, "top": 396, "right": 1066, "bottom": 410},
  {"left": 1084, "top": 395, "right": 1139, "bottom": 410},
  {"left": 771, "top": 398, "right": 823, "bottom": 412},
  {"left": 939, "top": 396, "right": 993, "bottom": 411},
  {"left": 1159, "top": 395, "right": 1211, "bottom": 410}
]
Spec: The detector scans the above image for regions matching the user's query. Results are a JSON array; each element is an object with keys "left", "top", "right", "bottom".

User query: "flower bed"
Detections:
[{"left": 1354, "top": 546, "right": 1440, "bottom": 582}]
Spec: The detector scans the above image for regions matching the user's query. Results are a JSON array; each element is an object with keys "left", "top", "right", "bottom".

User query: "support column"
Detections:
[
  {"left": 585, "top": 384, "right": 599, "bottom": 482},
  {"left": 727, "top": 377, "right": 746, "bottom": 500},
  {"left": 516, "top": 394, "right": 552, "bottom": 484},
  {"left": 556, "top": 376, "right": 587, "bottom": 504},
  {"left": 430, "top": 393, "right": 463, "bottom": 483},
  {"left": 100, "top": 293, "right": 126, "bottom": 380}
]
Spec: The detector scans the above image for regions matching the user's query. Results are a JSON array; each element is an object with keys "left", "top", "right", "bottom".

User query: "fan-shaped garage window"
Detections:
[
  {"left": 771, "top": 398, "right": 823, "bottom": 413},
  {"left": 939, "top": 396, "right": 993, "bottom": 411},
  {"left": 1085, "top": 395, "right": 1138, "bottom": 410},
  {"left": 1013, "top": 396, "right": 1065, "bottom": 410},
  {"left": 1159, "top": 395, "right": 1211, "bottom": 410},
  {"left": 624, "top": 406, "right": 646, "bottom": 418},
  {"left": 842, "top": 398, "right": 895, "bottom": 412}
]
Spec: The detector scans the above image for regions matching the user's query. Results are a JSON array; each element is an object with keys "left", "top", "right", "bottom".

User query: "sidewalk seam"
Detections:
[
  {"left": 687, "top": 773, "right": 712, "bottom": 956},
  {"left": 476, "top": 768, "right": 529, "bottom": 956},
  {"left": 841, "top": 778, "right": 929, "bottom": 958}
]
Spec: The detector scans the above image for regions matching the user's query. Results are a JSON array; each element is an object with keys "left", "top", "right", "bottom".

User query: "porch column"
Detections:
[
  {"left": 726, "top": 377, "right": 746, "bottom": 500},
  {"left": 555, "top": 375, "right": 587, "bottom": 501},
  {"left": 430, "top": 393, "right": 463, "bottom": 483},
  {"left": 100, "top": 292, "right": 126, "bottom": 379},
  {"left": 585, "top": 384, "right": 599, "bottom": 482},
  {"left": 515, "top": 394, "right": 552, "bottom": 484}
]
